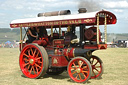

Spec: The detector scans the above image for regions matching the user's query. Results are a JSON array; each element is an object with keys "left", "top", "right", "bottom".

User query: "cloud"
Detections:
[
  {"left": 23, "top": 14, "right": 36, "bottom": 18},
  {"left": 0, "top": 13, "right": 5, "bottom": 16},
  {"left": 113, "top": 9, "right": 123, "bottom": 13},
  {"left": 102, "top": 1, "right": 128, "bottom": 9}
]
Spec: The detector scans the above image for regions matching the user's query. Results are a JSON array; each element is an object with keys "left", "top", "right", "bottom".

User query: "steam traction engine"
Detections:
[{"left": 10, "top": 9, "right": 117, "bottom": 83}]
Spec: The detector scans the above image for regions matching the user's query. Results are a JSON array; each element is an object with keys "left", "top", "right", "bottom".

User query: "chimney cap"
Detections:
[{"left": 78, "top": 8, "right": 87, "bottom": 13}]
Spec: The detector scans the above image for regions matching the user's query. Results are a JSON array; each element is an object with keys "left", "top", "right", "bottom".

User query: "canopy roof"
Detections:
[{"left": 10, "top": 10, "right": 117, "bottom": 28}]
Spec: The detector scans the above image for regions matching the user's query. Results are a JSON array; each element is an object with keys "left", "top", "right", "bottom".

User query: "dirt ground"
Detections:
[{"left": 0, "top": 48, "right": 128, "bottom": 85}]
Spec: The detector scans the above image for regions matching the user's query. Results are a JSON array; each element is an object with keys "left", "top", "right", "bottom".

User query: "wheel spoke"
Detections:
[
  {"left": 33, "top": 49, "right": 37, "bottom": 57},
  {"left": 95, "top": 66, "right": 101, "bottom": 68},
  {"left": 82, "top": 71, "right": 88, "bottom": 73},
  {"left": 78, "top": 61, "right": 80, "bottom": 67},
  {"left": 28, "top": 49, "right": 30, "bottom": 56},
  {"left": 82, "top": 72, "right": 87, "bottom": 79},
  {"left": 30, "top": 48, "right": 34, "bottom": 56},
  {"left": 73, "top": 62, "right": 77, "bottom": 69},
  {"left": 35, "top": 51, "right": 39, "bottom": 58},
  {"left": 24, "top": 58, "right": 29, "bottom": 61},
  {"left": 71, "top": 67, "right": 75, "bottom": 70},
  {"left": 36, "top": 57, "right": 42, "bottom": 60},
  {"left": 94, "top": 68, "right": 100, "bottom": 73},
  {"left": 32, "top": 66, "right": 36, "bottom": 74},
  {"left": 27, "top": 64, "right": 30, "bottom": 70},
  {"left": 91, "top": 58, "right": 94, "bottom": 64},
  {"left": 92, "top": 70, "right": 96, "bottom": 76},
  {"left": 35, "top": 66, "right": 39, "bottom": 74},
  {"left": 29, "top": 66, "right": 33, "bottom": 74},
  {"left": 78, "top": 74, "right": 82, "bottom": 80},
  {"left": 80, "top": 62, "right": 83, "bottom": 68},
  {"left": 38, "top": 61, "right": 42, "bottom": 64},
  {"left": 75, "top": 74, "right": 79, "bottom": 79},
  {"left": 94, "top": 61, "right": 98, "bottom": 66},
  {"left": 78, "top": 61, "right": 83, "bottom": 68},
  {"left": 23, "top": 53, "right": 30, "bottom": 58},
  {"left": 82, "top": 66, "right": 87, "bottom": 70},
  {"left": 72, "top": 71, "right": 77, "bottom": 75},
  {"left": 23, "top": 62, "right": 29, "bottom": 67},
  {"left": 35, "top": 63, "right": 41, "bottom": 69}
]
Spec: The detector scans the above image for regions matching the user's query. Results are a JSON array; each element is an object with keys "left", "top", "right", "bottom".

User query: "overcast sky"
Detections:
[{"left": 0, "top": 0, "right": 128, "bottom": 33}]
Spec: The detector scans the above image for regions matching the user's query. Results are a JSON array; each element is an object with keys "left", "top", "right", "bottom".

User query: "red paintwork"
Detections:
[
  {"left": 68, "top": 48, "right": 75, "bottom": 58},
  {"left": 97, "top": 11, "right": 117, "bottom": 25},
  {"left": 32, "top": 39, "right": 47, "bottom": 46},
  {"left": 84, "top": 44, "right": 107, "bottom": 49},
  {"left": 63, "top": 48, "right": 75, "bottom": 59},
  {"left": 51, "top": 55, "right": 68, "bottom": 67},
  {"left": 53, "top": 39, "right": 64, "bottom": 47},
  {"left": 85, "top": 27, "right": 101, "bottom": 42}
]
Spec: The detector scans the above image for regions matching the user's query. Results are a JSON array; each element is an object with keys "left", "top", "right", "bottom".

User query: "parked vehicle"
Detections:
[{"left": 10, "top": 9, "right": 117, "bottom": 83}]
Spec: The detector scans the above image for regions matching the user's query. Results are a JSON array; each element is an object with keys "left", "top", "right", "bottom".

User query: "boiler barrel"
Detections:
[
  {"left": 74, "top": 48, "right": 92, "bottom": 57},
  {"left": 37, "top": 10, "right": 71, "bottom": 17},
  {"left": 63, "top": 48, "right": 93, "bottom": 59}
]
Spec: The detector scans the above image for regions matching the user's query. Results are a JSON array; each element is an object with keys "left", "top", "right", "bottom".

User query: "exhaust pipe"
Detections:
[{"left": 37, "top": 10, "right": 71, "bottom": 17}]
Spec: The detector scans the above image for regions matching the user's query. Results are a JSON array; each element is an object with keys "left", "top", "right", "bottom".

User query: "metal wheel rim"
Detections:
[{"left": 68, "top": 57, "right": 92, "bottom": 83}]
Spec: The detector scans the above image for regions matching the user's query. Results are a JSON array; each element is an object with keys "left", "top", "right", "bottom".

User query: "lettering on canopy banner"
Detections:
[{"left": 10, "top": 18, "right": 95, "bottom": 28}]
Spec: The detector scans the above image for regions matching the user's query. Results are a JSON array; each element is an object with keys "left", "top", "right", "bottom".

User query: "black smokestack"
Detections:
[{"left": 78, "top": 0, "right": 101, "bottom": 12}]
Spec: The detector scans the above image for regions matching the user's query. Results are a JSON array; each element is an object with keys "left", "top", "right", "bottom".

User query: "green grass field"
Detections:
[{"left": 0, "top": 48, "right": 128, "bottom": 85}]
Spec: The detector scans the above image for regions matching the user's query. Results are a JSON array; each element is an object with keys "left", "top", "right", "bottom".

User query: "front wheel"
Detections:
[{"left": 67, "top": 57, "right": 92, "bottom": 83}]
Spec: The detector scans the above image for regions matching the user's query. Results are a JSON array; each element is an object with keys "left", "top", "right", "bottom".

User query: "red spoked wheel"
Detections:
[
  {"left": 67, "top": 57, "right": 92, "bottom": 83},
  {"left": 90, "top": 55, "right": 103, "bottom": 79},
  {"left": 19, "top": 43, "right": 49, "bottom": 78}
]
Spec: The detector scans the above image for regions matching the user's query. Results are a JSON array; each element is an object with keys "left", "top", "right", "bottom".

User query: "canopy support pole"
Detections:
[
  {"left": 104, "top": 14, "right": 107, "bottom": 44},
  {"left": 20, "top": 27, "right": 23, "bottom": 50},
  {"left": 51, "top": 26, "right": 53, "bottom": 37},
  {"left": 59, "top": 25, "right": 61, "bottom": 37},
  {"left": 97, "top": 14, "right": 99, "bottom": 44}
]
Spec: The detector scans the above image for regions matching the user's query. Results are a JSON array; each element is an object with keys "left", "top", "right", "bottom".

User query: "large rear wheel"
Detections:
[
  {"left": 90, "top": 55, "right": 103, "bottom": 79},
  {"left": 67, "top": 57, "right": 92, "bottom": 83},
  {"left": 19, "top": 43, "right": 49, "bottom": 78}
]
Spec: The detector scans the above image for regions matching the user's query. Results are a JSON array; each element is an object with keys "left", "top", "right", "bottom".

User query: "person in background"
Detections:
[{"left": 26, "top": 27, "right": 38, "bottom": 43}]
